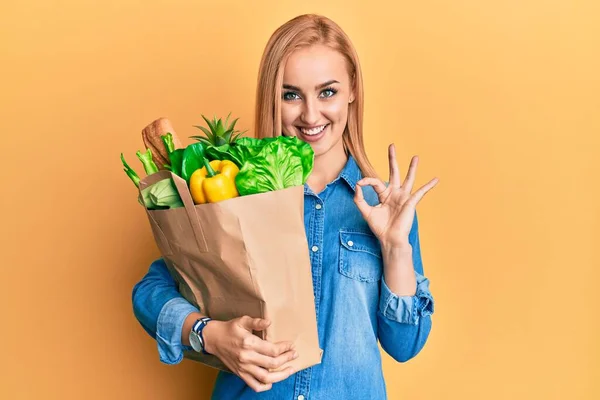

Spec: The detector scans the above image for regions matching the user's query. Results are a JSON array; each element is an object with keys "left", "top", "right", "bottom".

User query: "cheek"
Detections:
[
  {"left": 281, "top": 105, "right": 298, "bottom": 127},
  {"left": 323, "top": 100, "right": 349, "bottom": 124}
]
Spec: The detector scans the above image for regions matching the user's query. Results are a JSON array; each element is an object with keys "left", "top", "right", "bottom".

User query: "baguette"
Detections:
[{"left": 141, "top": 117, "right": 183, "bottom": 170}]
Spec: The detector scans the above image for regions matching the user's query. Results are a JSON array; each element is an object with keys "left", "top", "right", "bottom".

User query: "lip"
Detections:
[{"left": 296, "top": 124, "right": 329, "bottom": 143}]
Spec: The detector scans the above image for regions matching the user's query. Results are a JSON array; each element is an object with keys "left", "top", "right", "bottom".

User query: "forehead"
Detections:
[{"left": 283, "top": 44, "right": 349, "bottom": 86}]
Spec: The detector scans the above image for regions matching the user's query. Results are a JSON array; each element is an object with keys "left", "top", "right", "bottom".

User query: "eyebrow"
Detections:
[{"left": 282, "top": 80, "right": 340, "bottom": 91}]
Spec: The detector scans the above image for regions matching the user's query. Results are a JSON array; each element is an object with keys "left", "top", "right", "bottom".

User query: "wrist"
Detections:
[
  {"left": 380, "top": 242, "right": 412, "bottom": 257},
  {"left": 381, "top": 243, "right": 417, "bottom": 296},
  {"left": 202, "top": 320, "right": 221, "bottom": 355},
  {"left": 181, "top": 312, "right": 203, "bottom": 346}
]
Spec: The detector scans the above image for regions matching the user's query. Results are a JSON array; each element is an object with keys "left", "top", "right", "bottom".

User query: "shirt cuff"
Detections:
[
  {"left": 379, "top": 273, "right": 434, "bottom": 325},
  {"left": 156, "top": 297, "right": 199, "bottom": 364}
]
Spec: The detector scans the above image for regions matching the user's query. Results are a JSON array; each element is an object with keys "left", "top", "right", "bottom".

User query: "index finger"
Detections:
[{"left": 246, "top": 364, "right": 295, "bottom": 385}]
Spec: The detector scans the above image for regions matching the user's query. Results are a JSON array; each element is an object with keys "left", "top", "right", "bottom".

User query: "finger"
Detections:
[
  {"left": 239, "top": 316, "right": 270, "bottom": 332},
  {"left": 408, "top": 177, "right": 439, "bottom": 205},
  {"left": 252, "top": 338, "right": 295, "bottom": 357},
  {"left": 388, "top": 144, "right": 401, "bottom": 187},
  {"left": 353, "top": 183, "right": 372, "bottom": 218},
  {"left": 357, "top": 177, "right": 388, "bottom": 198},
  {"left": 244, "top": 348, "right": 298, "bottom": 371},
  {"left": 245, "top": 364, "right": 295, "bottom": 385},
  {"left": 239, "top": 371, "right": 273, "bottom": 393},
  {"left": 402, "top": 156, "right": 419, "bottom": 192}
]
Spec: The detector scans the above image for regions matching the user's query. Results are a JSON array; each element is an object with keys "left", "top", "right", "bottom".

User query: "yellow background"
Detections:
[{"left": 1, "top": 1, "right": 598, "bottom": 399}]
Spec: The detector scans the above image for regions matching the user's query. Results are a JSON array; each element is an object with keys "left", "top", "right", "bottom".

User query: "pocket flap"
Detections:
[{"left": 339, "top": 230, "right": 382, "bottom": 258}]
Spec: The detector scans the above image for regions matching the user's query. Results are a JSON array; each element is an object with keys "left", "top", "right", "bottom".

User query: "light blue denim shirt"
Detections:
[{"left": 132, "top": 155, "right": 434, "bottom": 400}]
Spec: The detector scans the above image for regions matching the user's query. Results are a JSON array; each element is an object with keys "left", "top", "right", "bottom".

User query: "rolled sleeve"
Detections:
[
  {"left": 376, "top": 211, "right": 435, "bottom": 362},
  {"left": 156, "top": 297, "right": 199, "bottom": 364},
  {"left": 379, "top": 272, "right": 434, "bottom": 325}
]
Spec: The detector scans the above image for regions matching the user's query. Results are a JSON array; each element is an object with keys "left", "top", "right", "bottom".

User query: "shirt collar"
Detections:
[
  {"left": 339, "top": 155, "right": 362, "bottom": 192},
  {"left": 303, "top": 155, "right": 362, "bottom": 195}
]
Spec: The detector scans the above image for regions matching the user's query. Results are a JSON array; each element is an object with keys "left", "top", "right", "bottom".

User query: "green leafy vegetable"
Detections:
[
  {"left": 235, "top": 137, "right": 265, "bottom": 148},
  {"left": 204, "top": 139, "right": 265, "bottom": 168},
  {"left": 181, "top": 142, "right": 206, "bottom": 182},
  {"left": 168, "top": 148, "right": 185, "bottom": 177},
  {"left": 138, "top": 178, "right": 183, "bottom": 209},
  {"left": 234, "top": 137, "right": 271, "bottom": 161},
  {"left": 209, "top": 137, "right": 276, "bottom": 167},
  {"left": 149, "top": 178, "right": 183, "bottom": 208},
  {"left": 139, "top": 186, "right": 158, "bottom": 208},
  {"left": 205, "top": 143, "right": 240, "bottom": 165},
  {"left": 235, "top": 136, "right": 314, "bottom": 196},
  {"left": 274, "top": 136, "right": 313, "bottom": 183}
]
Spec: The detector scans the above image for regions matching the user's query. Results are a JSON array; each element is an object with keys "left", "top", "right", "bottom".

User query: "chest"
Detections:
[{"left": 302, "top": 189, "right": 384, "bottom": 294}]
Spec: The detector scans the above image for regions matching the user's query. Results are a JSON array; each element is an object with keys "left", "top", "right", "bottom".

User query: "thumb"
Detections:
[
  {"left": 354, "top": 183, "right": 371, "bottom": 218},
  {"left": 239, "top": 316, "right": 271, "bottom": 332}
]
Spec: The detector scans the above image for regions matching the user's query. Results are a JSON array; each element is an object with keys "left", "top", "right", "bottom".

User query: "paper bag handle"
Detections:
[{"left": 138, "top": 170, "right": 208, "bottom": 253}]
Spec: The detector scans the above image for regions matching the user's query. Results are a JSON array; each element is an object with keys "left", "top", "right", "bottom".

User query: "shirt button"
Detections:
[
  {"left": 298, "top": 396, "right": 305, "bottom": 400},
  {"left": 347, "top": 240, "right": 354, "bottom": 247},
  {"left": 311, "top": 246, "right": 319, "bottom": 252},
  {"left": 315, "top": 204, "right": 322, "bottom": 210}
]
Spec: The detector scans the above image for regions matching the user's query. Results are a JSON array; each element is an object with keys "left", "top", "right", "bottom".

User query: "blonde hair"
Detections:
[{"left": 254, "top": 14, "right": 378, "bottom": 179}]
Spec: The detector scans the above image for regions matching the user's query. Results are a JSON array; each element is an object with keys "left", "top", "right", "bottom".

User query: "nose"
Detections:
[{"left": 300, "top": 98, "right": 320, "bottom": 126}]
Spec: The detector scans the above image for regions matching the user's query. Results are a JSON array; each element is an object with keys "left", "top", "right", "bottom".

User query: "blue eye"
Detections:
[
  {"left": 283, "top": 91, "right": 300, "bottom": 101},
  {"left": 320, "top": 87, "right": 338, "bottom": 98}
]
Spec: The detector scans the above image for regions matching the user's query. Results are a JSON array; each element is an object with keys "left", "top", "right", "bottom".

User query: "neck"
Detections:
[{"left": 306, "top": 145, "right": 348, "bottom": 194}]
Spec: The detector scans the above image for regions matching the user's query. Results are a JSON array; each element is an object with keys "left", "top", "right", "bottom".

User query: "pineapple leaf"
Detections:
[
  {"left": 193, "top": 113, "right": 245, "bottom": 146},
  {"left": 222, "top": 130, "right": 233, "bottom": 143},
  {"left": 232, "top": 131, "right": 246, "bottom": 141},
  {"left": 216, "top": 119, "right": 224, "bottom": 135},
  {"left": 228, "top": 117, "right": 240, "bottom": 131},
  {"left": 202, "top": 115, "right": 216, "bottom": 132},
  {"left": 224, "top": 112, "right": 231, "bottom": 128},
  {"left": 197, "top": 126, "right": 215, "bottom": 139}
]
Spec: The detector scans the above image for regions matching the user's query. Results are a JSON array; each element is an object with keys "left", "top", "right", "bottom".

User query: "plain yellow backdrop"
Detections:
[{"left": 1, "top": 1, "right": 598, "bottom": 399}]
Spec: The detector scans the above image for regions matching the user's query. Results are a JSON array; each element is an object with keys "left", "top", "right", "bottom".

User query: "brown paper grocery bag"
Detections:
[{"left": 138, "top": 170, "right": 323, "bottom": 373}]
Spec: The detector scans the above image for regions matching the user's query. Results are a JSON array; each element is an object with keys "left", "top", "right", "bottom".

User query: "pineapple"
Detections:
[{"left": 191, "top": 113, "right": 247, "bottom": 147}]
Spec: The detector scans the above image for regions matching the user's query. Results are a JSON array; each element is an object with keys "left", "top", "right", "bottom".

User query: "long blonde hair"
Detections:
[{"left": 254, "top": 14, "right": 378, "bottom": 179}]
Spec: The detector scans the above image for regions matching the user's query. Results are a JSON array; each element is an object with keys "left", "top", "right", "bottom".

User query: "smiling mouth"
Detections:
[{"left": 297, "top": 124, "right": 329, "bottom": 136}]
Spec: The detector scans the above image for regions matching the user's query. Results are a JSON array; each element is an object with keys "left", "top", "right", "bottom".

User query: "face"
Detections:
[{"left": 281, "top": 44, "right": 355, "bottom": 159}]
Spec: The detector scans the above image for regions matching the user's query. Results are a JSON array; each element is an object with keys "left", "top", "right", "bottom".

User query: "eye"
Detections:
[
  {"left": 283, "top": 91, "right": 300, "bottom": 101},
  {"left": 319, "top": 87, "right": 338, "bottom": 98}
]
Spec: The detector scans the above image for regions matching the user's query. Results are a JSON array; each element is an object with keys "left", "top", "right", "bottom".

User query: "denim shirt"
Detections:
[{"left": 132, "top": 155, "right": 434, "bottom": 400}]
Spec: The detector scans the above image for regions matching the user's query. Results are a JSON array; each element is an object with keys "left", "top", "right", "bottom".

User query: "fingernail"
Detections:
[{"left": 294, "top": 351, "right": 299, "bottom": 358}]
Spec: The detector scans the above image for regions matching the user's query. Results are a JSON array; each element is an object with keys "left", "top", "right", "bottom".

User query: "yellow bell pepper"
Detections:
[{"left": 189, "top": 158, "right": 240, "bottom": 204}]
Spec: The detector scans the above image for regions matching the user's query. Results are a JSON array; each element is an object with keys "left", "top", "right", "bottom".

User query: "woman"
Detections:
[{"left": 133, "top": 13, "right": 439, "bottom": 399}]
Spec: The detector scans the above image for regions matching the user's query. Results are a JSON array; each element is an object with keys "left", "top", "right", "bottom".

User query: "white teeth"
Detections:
[{"left": 300, "top": 124, "right": 327, "bottom": 135}]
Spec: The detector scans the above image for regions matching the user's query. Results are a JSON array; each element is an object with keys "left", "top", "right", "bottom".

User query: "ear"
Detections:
[{"left": 349, "top": 73, "right": 356, "bottom": 103}]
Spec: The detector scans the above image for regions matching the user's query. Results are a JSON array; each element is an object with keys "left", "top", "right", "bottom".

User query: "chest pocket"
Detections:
[{"left": 339, "top": 230, "right": 383, "bottom": 282}]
